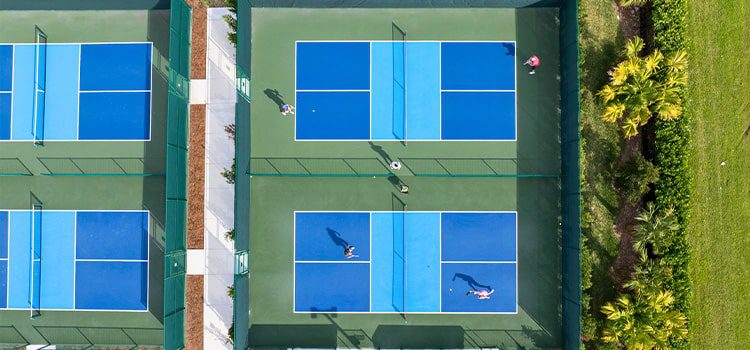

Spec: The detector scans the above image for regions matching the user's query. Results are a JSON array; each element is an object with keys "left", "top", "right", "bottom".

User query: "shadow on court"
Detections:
[
  {"left": 452, "top": 273, "right": 492, "bottom": 291},
  {"left": 326, "top": 227, "right": 350, "bottom": 249},
  {"left": 264, "top": 88, "right": 286, "bottom": 111},
  {"left": 369, "top": 141, "right": 393, "bottom": 164},
  {"left": 501, "top": 42, "right": 515, "bottom": 56}
]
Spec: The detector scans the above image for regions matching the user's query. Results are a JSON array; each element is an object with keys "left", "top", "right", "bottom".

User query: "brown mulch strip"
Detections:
[
  {"left": 188, "top": 104, "right": 206, "bottom": 249},
  {"left": 188, "top": 1, "right": 207, "bottom": 79},
  {"left": 614, "top": 2, "right": 641, "bottom": 41},
  {"left": 185, "top": 275, "right": 205, "bottom": 350},
  {"left": 186, "top": 3, "right": 207, "bottom": 347},
  {"left": 609, "top": 2, "right": 645, "bottom": 285}
]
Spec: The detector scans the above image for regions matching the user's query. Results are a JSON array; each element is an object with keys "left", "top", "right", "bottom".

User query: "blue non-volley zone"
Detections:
[
  {"left": 0, "top": 210, "right": 149, "bottom": 311},
  {"left": 295, "top": 41, "right": 516, "bottom": 141},
  {"left": 0, "top": 43, "right": 152, "bottom": 141},
  {"left": 294, "top": 211, "right": 517, "bottom": 313}
]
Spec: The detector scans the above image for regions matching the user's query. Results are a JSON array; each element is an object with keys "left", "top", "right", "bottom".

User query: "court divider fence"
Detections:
[
  {"left": 234, "top": 0, "right": 252, "bottom": 349},
  {"left": 165, "top": 0, "right": 191, "bottom": 349},
  {"left": 559, "top": 0, "right": 582, "bottom": 349},
  {"left": 234, "top": 1, "right": 580, "bottom": 349},
  {"left": 247, "top": 157, "right": 561, "bottom": 178},
  {"left": 0, "top": 158, "right": 33, "bottom": 176}
]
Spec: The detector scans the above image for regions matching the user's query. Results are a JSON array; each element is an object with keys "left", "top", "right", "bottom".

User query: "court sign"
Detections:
[{"left": 236, "top": 66, "right": 251, "bottom": 102}]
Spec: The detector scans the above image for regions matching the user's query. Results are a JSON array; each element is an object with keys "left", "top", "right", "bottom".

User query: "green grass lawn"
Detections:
[
  {"left": 685, "top": 1, "right": 750, "bottom": 348},
  {"left": 578, "top": 0, "right": 624, "bottom": 345}
]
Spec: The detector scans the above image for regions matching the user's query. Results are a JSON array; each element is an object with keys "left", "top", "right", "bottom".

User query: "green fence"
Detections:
[
  {"left": 165, "top": 0, "right": 191, "bottom": 349},
  {"left": 38, "top": 157, "right": 165, "bottom": 176},
  {"left": 0, "top": 158, "right": 33, "bottom": 176},
  {"left": 234, "top": 1, "right": 252, "bottom": 349},
  {"left": 559, "top": 0, "right": 582, "bottom": 349},
  {"left": 248, "top": 157, "right": 561, "bottom": 178}
]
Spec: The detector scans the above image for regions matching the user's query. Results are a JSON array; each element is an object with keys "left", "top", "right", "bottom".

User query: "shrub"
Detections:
[
  {"left": 601, "top": 289, "right": 688, "bottom": 348},
  {"left": 598, "top": 37, "right": 688, "bottom": 138},
  {"left": 221, "top": 159, "right": 236, "bottom": 184},
  {"left": 651, "top": 0, "right": 690, "bottom": 348},
  {"left": 223, "top": 0, "right": 237, "bottom": 47},
  {"left": 632, "top": 203, "right": 679, "bottom": 259},
  {"left": 615, "top": 153, "right": 659, "bottom": 203}
]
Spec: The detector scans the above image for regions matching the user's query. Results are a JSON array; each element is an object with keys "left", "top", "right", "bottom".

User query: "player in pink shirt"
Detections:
[
  {"left": 467, "top": 288, "right": 495, "bottom": 300},
  {"left": 524, "top": 55, "right": 541, "bottom": 75}
]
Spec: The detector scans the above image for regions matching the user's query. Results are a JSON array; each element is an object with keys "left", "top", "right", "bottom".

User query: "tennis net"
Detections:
[
  {"left": 392, "top": 22, "right": 407, "bottom": 143},
  {"left": 30, "top": 203, "right": 42, "bottom": 319},
  {"left": 33, "top": 26, "right": 47, "bottom": 146},
  {"left": 391, "top": 198, "right": 407, "bottom": 314}
]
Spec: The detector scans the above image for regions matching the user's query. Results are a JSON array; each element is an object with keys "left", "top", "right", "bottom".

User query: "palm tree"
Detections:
[
  {"left": 598, "top": 37, "right": 688, "bottom": 138},
  {"left": 632, "top": 203, "right": 680, "bottom": 260},
  {"left": 618, "top": 0, "right": 648, "bottom": 6},
  {"left": 623, "top": 259, "right": 672, "bottom": 295},
  {"left": 601, "top": 289, "right": 688, "bottom": 349}
]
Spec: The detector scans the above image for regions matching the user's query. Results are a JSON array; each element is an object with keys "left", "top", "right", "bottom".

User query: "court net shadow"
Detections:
[
  {"left": 248, "top": 324, "right": 337, "bottom": 348},
  {"left": 372, "top": 325, "right": 464, "bottom": 349}
]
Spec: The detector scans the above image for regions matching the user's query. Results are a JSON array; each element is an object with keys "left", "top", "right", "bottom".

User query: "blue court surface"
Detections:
[
  {"left": 0, "top": 210, "right": 149, "bottom": 311},
  {"left": 295, "top": 41, "right": 516, "bottom": 141},
  {"left": 294, "top": 211, "right": 517, "bottom": 314},
  {"left": 0, "top": 42, "right": 152, "bottom": 141}
]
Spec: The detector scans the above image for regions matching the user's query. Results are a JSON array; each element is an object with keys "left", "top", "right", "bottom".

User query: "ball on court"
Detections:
[
  {"left": 449, "top": 288, "right": 453, "bottom": 292},
  {"left": 312, "top": 109, "right": 316, "bottom": 112}
]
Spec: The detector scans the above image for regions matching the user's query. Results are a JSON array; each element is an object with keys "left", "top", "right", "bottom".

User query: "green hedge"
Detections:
[{"left": 651, "top": 0, "right": 690, "bottom": 348}]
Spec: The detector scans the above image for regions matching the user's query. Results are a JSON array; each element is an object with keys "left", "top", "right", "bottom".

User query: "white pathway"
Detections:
[{"left": 202, "top": 8, "right": 236, "bottom": 350}]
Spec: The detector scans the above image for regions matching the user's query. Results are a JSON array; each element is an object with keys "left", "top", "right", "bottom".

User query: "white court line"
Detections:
[
  {"left": 0, "top": 42, "right": 153, "bottom": 46},
  {"left": 296, "top": 89, "right": 369, "bottom": 92},
  {"left": 514, "top": 40, "right": 519, "bottom": 143},
  {"left": 79, "top": 90, "right": 151, "bottom": 93},
  {"left": 73, "top": 211, "right": 77, "bottom": 309},
  {"left": 2, "top": 210, "right": 151, "bottom": 311},
  {"left": 440, "top": 89, "right": 515, "bottom": 93},
  {"left": 294, "top": 41, "right": 297, "bottom": 142},
  {"left": 294, "top": 210, "right": 519, "bottom": 313},
  {"left": 4, "top": 209, "right": 149, "bottom": 213},
  {"left": 438, "top": 42, "right": 442, "bottom": 141},
  {"left": 292, "top": 212, "right": 296, "bottom": 313},
  {"left": 294, "top": 260, "right": 370, "bottom": 264},
  {"left": 515, "top": 211, "right": 519, "bottom": 313},
  {"left": 5, "top": 211, "right": 9, "bottom": 308},
  {"left": 295, "top": 40, "right": 518, "bottom": 143},
  {"left": 441, "top": 261, "right": 517, "bottom": 264},
  {"left": 369, "top": 212, "right": 372, "bottom": 312},
  {"left": 439, "top": 212, "right": 442, "bottom": 312},
  {"left": 294, "top": 210, "right": 517, "bottom": 214},
  {"left": 0, "top": 139, "right": 150, "bottom": 142},
  {"left": 3, "top": 307, "right": 148, "bottom": 312},
  {"left": 75, "top": 259, "right": 149, "bottom": 263},
  {"left": 295, "top": 40, "right": 516, "bottom": 43},
  {"left": 8, "top": 45, "right": 14, "bottom": 140},
  {"left": 292, "top": 138, "right": 517, "bottom": 142},
  {"left": 293, "top": 310, "right": 518, "bottom": 315},
  {"left": 76, "top": 44, "right": 81, "bottom": 141},
  {"left": 369, "top": 41, "right": 372, "bottom": 141}
]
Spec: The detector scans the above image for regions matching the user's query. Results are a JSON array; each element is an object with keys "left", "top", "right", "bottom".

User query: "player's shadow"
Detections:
[
  {"left": 264, "top": 88, "right": 286, "bottom": 111},
  {"left": 369, "top": 142, "right": 393, "bottom": 164},
  {"left": 326, "top": 228, "right": 350, "bottom": 249},
  {"left": 452, "top": 273, "right": 492, "bottom": 291},
  {"left": 502, "top": 42, "right": 515, "bottom": 56}
]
